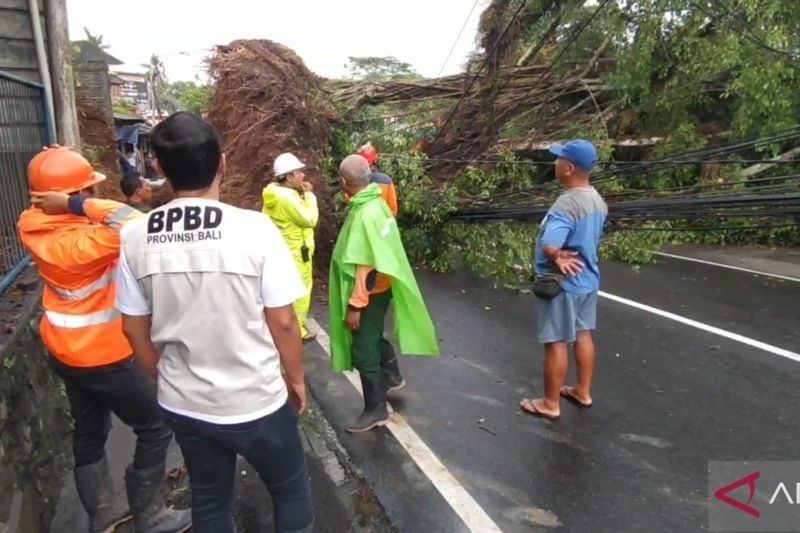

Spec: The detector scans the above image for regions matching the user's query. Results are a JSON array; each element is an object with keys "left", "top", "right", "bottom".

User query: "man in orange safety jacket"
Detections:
[
  {"left": 356, "top": 142, "right": 398, "bottom": 216},
  {"left": 17, "top": 146, "right": 190, "bottom": 533}
]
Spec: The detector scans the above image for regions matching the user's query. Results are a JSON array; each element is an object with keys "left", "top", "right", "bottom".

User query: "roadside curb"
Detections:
[{"left": 299, "top": 394, "right": 396, "bottom": 532}]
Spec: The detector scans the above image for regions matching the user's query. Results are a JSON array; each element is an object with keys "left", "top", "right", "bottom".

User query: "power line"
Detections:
[
  {"left": 437, "top": 0, "right": 482, "bottom": 78},
  {"left": 380, "top": 151, "right": 800, "bottom": 167},
  {"left": 711, "top": 0, "right": 798, "bottom": 60},
  {"left": 509, "top": 0, "right": 613, "bottom": 107},
  {"left": 473, "top": 127, "right": 800, "bottom": 204},
  {"left": 690, "top": 0, "right": 798, "bottom": 61},
  {"left": 608, "top": 223, "right": 800, "bottom": 233}
]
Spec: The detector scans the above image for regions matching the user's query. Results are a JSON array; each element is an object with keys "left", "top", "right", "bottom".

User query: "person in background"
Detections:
[
  {"left": 520, "top": 139, "right": 608, "bottom": 420},
  {"left": 120, "top": 173, "right": 154, "bottom": 212},
  {"left": 19, "top": 146, "right": 191, "bottom": 533},
  {"left": 356, "top": 143, "right": 398, "bottom": 216},
  {"left": 262, "top": 152, "right": 319, "bottom": 342},
  {"left": 144, "top": 151, "right": 160, "bottom": 180},
  {"left": 329, "top": 155, "right": 439, "bottom": 433},
  {"left": 118, "top": 147, "right": 134, "bottom": 176},
  {"left": 116, "top": 113, "right": 313, "bottom": 533},
  {"left": 125, "top": 144, "right": 140, "bottom": 174}
]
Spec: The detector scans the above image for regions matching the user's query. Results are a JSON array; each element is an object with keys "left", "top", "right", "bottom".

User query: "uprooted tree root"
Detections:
[{"left": 207, "top": 39, "right": 340, "bottom": 268}]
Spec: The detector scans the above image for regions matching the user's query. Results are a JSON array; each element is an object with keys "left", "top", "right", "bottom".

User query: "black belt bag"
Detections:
[{"left": 532, "top": 274, "right": 564, "bottom": 300}]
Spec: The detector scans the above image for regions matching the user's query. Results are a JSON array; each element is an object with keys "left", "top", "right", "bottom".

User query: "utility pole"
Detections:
[{"left": 43, "top": 0, "right": 80, "bottom": 148}]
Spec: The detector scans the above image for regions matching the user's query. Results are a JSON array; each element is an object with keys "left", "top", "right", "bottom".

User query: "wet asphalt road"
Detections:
[{"left": 306, "top": 253, "right": 800, "bottom": 532}]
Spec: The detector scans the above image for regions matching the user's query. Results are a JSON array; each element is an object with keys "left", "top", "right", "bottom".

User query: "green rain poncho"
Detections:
[{"left": 329, "top": 184, "right": 439, "bottom": 372}]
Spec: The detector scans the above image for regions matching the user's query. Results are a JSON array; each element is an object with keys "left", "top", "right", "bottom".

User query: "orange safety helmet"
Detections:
[
  {"left": 28, "top": 146, "right": 107, "bottom": 194},
  {"left": 356, "top": 143, "right": 378, "bottom": 165}
]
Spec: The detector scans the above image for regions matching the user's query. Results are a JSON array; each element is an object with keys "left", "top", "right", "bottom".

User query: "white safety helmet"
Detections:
[{"left": 273, "top": 152, "right": 306, "bottom": 179}]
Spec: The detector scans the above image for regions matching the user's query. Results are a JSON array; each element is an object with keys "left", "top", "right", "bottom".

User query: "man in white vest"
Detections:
[{"left": 115, "top": 112, "right": 314, "bottom": 533}]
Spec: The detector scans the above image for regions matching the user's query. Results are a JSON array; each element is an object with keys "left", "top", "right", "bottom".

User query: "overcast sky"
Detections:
[{"left": 66, "top": 0, "right": 487, "bottom": 82}]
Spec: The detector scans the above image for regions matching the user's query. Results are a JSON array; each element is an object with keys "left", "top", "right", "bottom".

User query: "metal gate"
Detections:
[{"left": 0, "top": 71, "right": 55, "bottom": 292}]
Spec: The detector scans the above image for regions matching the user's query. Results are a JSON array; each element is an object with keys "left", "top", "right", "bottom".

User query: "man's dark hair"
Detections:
[
  {"left": 151, "top": 112, "right": 221, "bottom": 191},
  {"left": 120, "top": 172, "right": 143, "bottom": 197}
]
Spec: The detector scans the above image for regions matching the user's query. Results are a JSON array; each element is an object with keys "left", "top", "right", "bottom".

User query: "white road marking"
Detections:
[
  {"left": 308, "top": 318, "right": 504, "bottom": 533},
  {"left": 598, "top": 291, "right": 800, "bottom": 363},
  {"left": 651, "top": 251, "right": 800, "bottom": 283}
]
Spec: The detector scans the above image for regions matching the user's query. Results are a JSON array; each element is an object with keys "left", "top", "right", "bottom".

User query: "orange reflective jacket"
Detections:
[{"left": 18, "top": 199, "right": 143, "bottom": 367}]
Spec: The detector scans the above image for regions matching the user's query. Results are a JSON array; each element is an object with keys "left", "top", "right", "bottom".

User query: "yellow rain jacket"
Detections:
[{"left": 262, "top": 183, "right": 318, "bottom": 337}]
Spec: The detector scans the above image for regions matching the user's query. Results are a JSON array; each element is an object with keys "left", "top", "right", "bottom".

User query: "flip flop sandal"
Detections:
[
  {"left": 519, "top": 398, "right": 560, "bottom": 420},
  {"left": 560, "top": 386, "right": 593, "bottom": 408}
]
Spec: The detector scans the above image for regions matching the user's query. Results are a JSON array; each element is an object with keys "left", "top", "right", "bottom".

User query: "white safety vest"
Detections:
[{"left": 117, "top": 198, "right": 304, "bottom": 424}]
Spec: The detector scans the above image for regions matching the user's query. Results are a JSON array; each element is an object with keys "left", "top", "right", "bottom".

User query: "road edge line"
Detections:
[
  {"left": 598, "top": 291, "right": 800, "bottom": 363},
  {"left": 651, "top": 251, "right": 800, "bottom": 283},
  {"left": 307, "top": 318, "right": 503, "bottom": 533}
]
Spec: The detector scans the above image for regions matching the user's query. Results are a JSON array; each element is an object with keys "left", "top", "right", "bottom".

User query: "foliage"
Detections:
[
  {"left": 168, "top": 81, "right": 213, "bottom": 115},
  {"left": 82, "top": 28, "right": 108, "bottom": 49},
  {"left": 81, "top": 144, "right": 102, "bottom": 168},
  {"left": 345, "top": 56, "right": 419, "bottom": 81},
  {"left": 112, "top": 100, "right": 138, "bottom": 116},
  {"left": 602, "top": 0, "right": 800, "bottom": 141}
]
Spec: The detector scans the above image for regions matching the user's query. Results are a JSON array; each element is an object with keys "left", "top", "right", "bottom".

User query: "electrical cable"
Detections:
[
  {"left": 437, "top": 0, "right": 482, "bottom": 78},
  {"left": 607, "top": 223, "right": 800, "bottom": 233},
  {"left": 428, "top": 0, "right": 529, "bottom": 147},
  {"left": 379, "top": 152, "right": 800, "bottom": 167}
]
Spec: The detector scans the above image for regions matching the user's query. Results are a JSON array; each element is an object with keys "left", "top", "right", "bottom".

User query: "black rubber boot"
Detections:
[
  {"left": 380, "top": 357, "right": 406, "bottom": 393},
  {"left": 74, "top": 456, "right": 132, "bottom": 533},
  {"left": 346, "top": 374, "right": 390, "bottom": 433},
  {"left": 124, "top": 463, "right": 192, "bottom": 533},
  {"left": 379, "top": 340, "right": 405, "bottom": 393}
]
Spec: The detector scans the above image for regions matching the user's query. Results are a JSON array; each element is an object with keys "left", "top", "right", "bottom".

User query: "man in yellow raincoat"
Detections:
[{"left": 263, "top": 152, "right": 319, "bottom": 341}]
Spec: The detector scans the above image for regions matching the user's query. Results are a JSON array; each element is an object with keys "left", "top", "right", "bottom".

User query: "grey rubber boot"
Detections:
[
  {"left": 74, "top": 456, "right": 132, "bottom": 533},
  {"left": 124, "top": 463, "right": 192, "bottom": 533},
  {"left": 346, "top": 374, "right": 390, "bottom": 433}
]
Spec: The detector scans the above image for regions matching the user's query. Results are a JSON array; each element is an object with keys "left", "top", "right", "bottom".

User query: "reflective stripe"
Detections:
[
  {"left": 108, "top": 205, "right": 138, "bottom": 227},
  {"left": 47, "top": 270, "right": 114, "bottom": 301},
  {"left": 45, "top": 308, "right": 120, "bottom": 329}
]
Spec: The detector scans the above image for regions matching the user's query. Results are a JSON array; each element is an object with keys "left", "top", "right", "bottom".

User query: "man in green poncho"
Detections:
[{"left": 330, "top": 155, "right": 439, "bottom": 433}]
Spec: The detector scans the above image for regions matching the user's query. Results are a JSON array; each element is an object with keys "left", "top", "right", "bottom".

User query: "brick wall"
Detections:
[{"left": 74, "top": 62, "right": 118, "bottom": 176}]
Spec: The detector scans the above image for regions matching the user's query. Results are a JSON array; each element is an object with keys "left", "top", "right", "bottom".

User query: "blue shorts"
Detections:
[{"left": 536, "top": 291, "right": 598, "bottom": 344}]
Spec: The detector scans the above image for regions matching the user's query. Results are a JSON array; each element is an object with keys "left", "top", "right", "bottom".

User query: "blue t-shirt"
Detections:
[{"left": 534, "top": 188, "right": 608, "bottom": 294}]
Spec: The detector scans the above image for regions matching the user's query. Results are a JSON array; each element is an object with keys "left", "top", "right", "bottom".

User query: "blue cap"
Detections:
[{"left": 549, "top": 139, "right": 597, "bottom": 171}]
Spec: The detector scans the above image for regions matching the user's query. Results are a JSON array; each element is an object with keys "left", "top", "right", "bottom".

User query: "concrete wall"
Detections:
[
  {"left": 0, "top": 0, "right": 45, "bottom": 83},
  {"left": 0, "top": 275, "right": 72, "bottom": 533}
]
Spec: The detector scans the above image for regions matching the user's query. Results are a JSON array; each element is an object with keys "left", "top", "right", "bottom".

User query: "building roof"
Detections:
[
  {"left": 113, "top": 71, "right": 147, "bottom": 83},
  {"left": 71, "top": 41, "right": 123, "bottom": 65},
  {"left": 108, "top": 73, "right": 126, "bottom": 85},
  {"left": 114, "top": 114, "right": 147, "bottom": 126}
]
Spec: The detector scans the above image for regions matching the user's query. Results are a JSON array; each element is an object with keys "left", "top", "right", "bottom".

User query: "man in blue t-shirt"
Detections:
[{"left": 521, "top": 139, "right": 608, "bottom": 420}]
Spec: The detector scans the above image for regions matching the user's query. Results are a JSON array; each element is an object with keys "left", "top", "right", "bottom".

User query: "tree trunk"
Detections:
[{"left": 43, "top": 0, "right": 80, "bottom": 148}]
